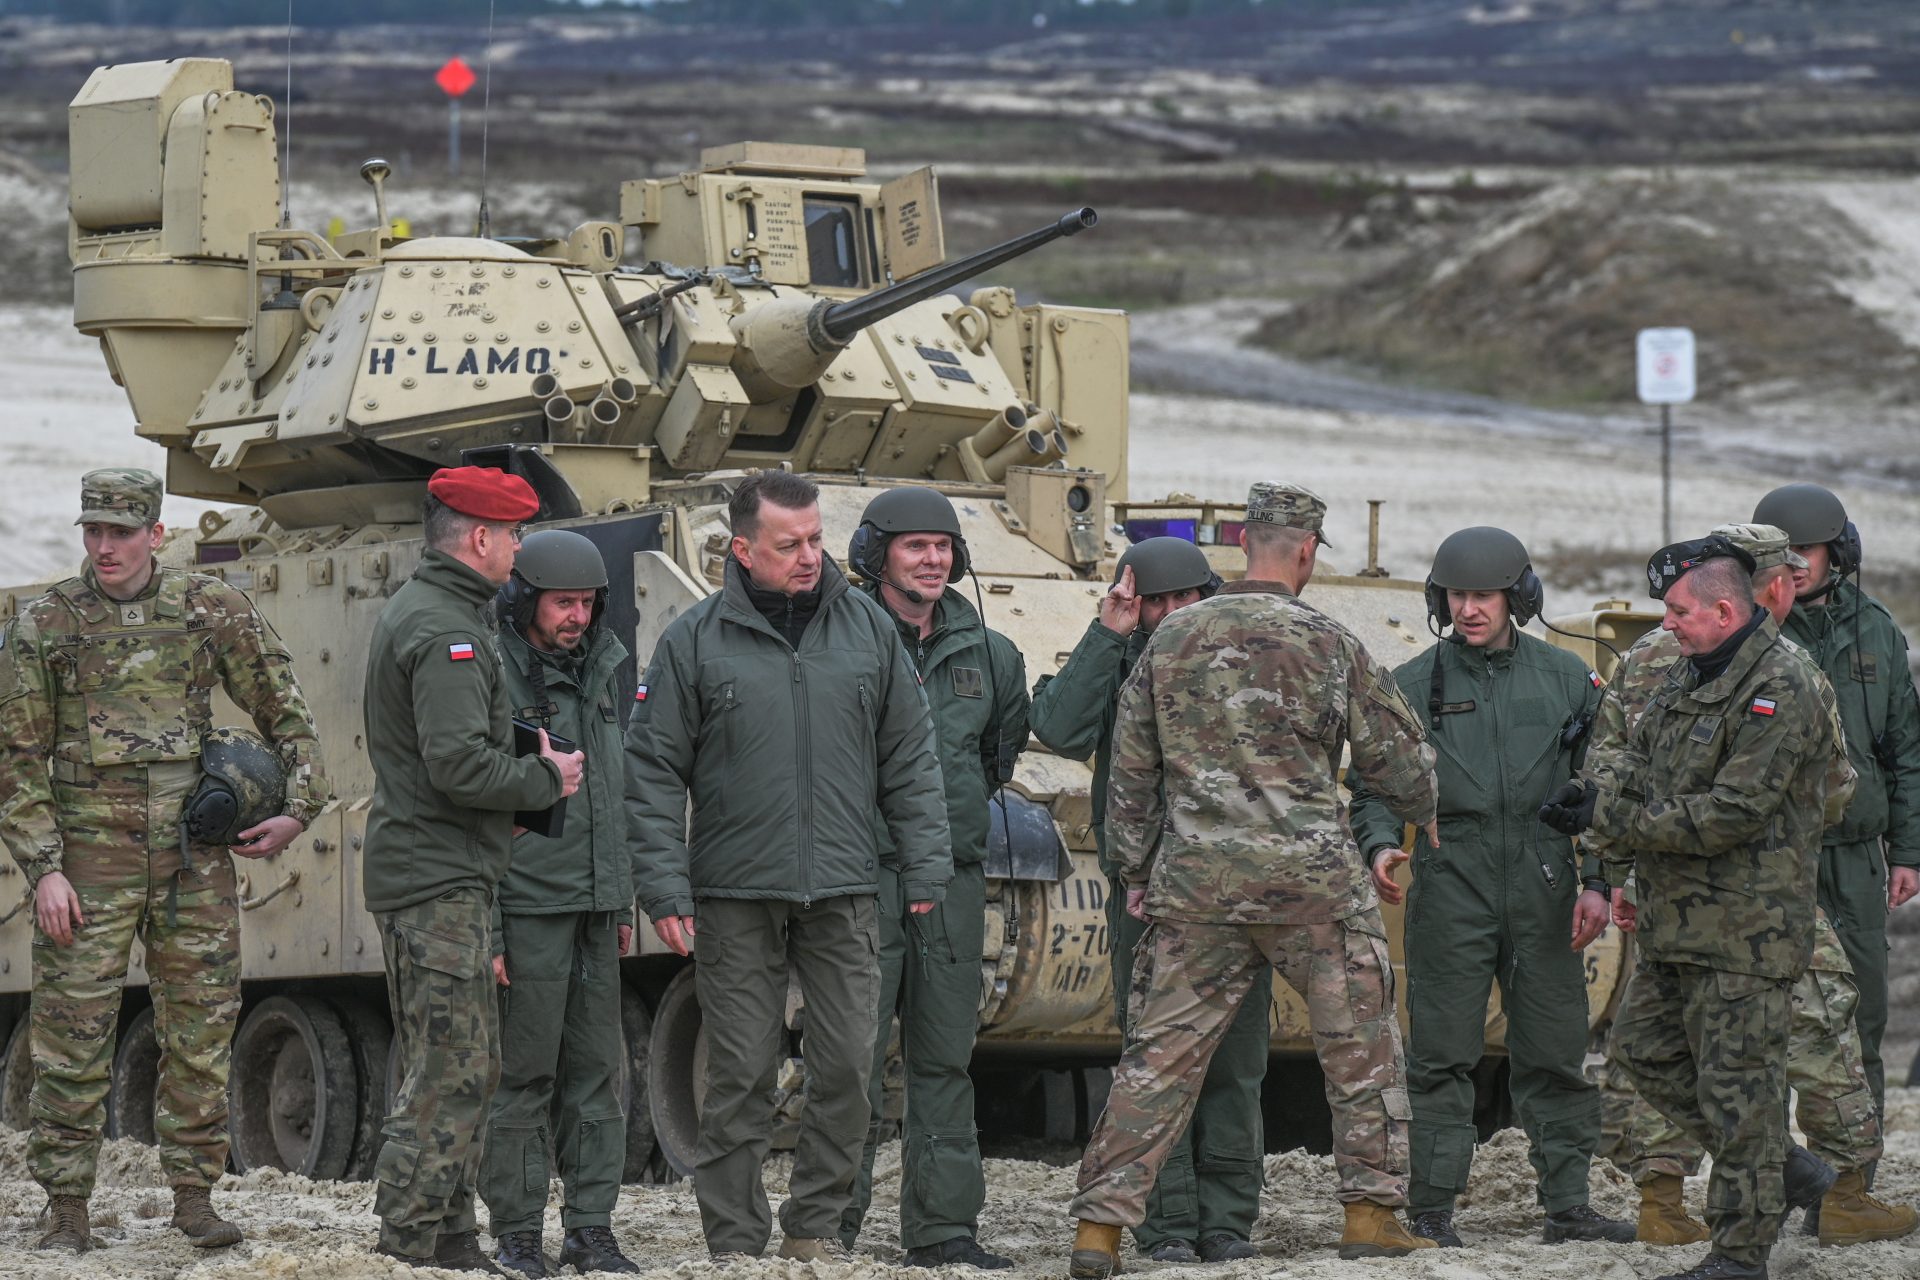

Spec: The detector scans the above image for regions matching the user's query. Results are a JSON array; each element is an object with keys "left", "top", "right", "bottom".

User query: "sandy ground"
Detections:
[{"left": 1, "top": 1092, "right": 1917, "bottom": 1280}]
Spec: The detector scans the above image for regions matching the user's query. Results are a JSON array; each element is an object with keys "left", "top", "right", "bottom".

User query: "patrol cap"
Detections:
[
  {"left": 1244, "top": 481, "right": 1332, "bottom": 547},
  {"left": 1708, "top": 523, "right": 1808, "bottom": 574},
  {"left": 76, "top": 467, "right": 163, "bottom": 528},
  {"left": 1646, "top": 534, "right": 1758, "bottom": 601},
  {"left": 427, "top": 465, "right": 540, "bottom": 522}
]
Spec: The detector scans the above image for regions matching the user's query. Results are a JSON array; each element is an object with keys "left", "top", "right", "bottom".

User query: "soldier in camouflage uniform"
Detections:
[
  {"left": 1543, "top": 535, "right": 1842, "bottom": 1280},
  {"left": 1067, "top": 483, "right": 1441, "bottom": 1278},
  {"left": 1031, "top": 537, "right": 1269, "bottom": 1266},
  {"left": 0, "top": 468, "right": 328, "bottom": 1253},
  {"left": 1593, "top": 525, "right": 1915, "bottom": 1249}
]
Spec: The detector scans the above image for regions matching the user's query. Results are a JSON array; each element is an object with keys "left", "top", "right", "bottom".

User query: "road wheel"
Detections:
[
  {"left": 0, "top": 1019, "right": 34, "bottom": 1130},
  {"left": 106, "top": 1004, "right": 161, "bottom": 1143},
  {"left": 230, "top": 995, "right": 356, "bottom": 1178},
  {"left": 334, "top": 998, "right": 394, "bottom": 1181},
  {"left": 619, "top": 981, "right": 664, "bottom": 1182},
  {"left": 647, "top": 967, "right": 706, "bottom": 1178}
]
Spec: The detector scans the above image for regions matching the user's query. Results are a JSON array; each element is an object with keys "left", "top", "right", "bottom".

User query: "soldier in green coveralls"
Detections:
[
  {"left": 837, "top": 486, "right": 1030, "bottom": 1268},
  {"left": 1350, "top": 527, "right": 1632, "bottom": 1248},
  {"left": 482, "top": 529, "right": 641, "bottom": 1279},
  {"left": 1750, "top": 484, "right": 1920, "bottom": 1150},
  {"left": 1030, "top": 535, "right": 1269, "bottom": 1265},
  {"left": 363, "top": 467, "right": 584, "bottom": 1275}
]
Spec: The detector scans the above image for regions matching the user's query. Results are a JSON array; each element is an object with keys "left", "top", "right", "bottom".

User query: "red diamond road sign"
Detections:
[{"left": 435, "top": 57, "right": 476, "bottom": 98}]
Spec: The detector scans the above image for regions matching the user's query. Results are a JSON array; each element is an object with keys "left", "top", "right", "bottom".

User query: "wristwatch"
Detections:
[{"left": 1581, "top": 876, "right": 1612, "bottom": 902}]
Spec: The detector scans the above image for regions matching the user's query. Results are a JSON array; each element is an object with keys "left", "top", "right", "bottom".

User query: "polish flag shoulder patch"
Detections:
[
  {"left": 635, "top": 683, "right": 649, "bottom": 702},
  {"left": 448, "top": 642, "right": 476, "bottom": 661},
  {"left": 1751, "top": 697, "right": 1777, "bottom": 716},
  {"left": 1589, "top": 669, "right": 1604, "bottom": 688}
]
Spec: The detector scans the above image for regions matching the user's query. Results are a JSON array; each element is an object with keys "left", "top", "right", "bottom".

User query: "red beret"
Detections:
[{"left": 426, "top": 466, "right": 540, "bottom": 522}]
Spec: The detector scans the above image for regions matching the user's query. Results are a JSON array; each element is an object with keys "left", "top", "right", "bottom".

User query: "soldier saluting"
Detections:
[{"left": 0, "top": 468, "right": 329, "bottom": 1253}]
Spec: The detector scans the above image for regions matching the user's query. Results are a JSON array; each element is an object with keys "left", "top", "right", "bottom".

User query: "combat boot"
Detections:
[
  {"left": 1651, "top": 1254, "right": 1766, "bottom": 1280},
  {"left": 904, "top": 1236, "right": 1014, "bottom": 1270},
  {"left": 1783, "top": 1143, "right": 1837, "bottom": 1211},
  {"left": 1544, "top": 1202, "right": 1636, "bottom": 1243},
  {"left": 1815, "top": 1170, "right": 1919, "bottom": 1246},
  {"left": 561, "top": 1226, "right": 639, "bottom": 1274},
  {"left": 777, "top": 1236, "right": 853, "bottom": 1263},
  {"left": 1069, "top": 1220, "right": 1124, "bottom": 1279},
  {"left": 434, "top": 1229, "right": 510, "bottom": 1276},
  {"left": 1409, "top": 1210, "right": 1463, "bottom": 1247},
  {"left": 1195, "top": 1233, "right": 1256, "bottom": 1262},
  {"left": 36, "top": 1194, "right": 91, "bottom": 1253},
  {"left": 494, "top": 1229, "right": 550, "bottom": 1278},
  {"left": 1145, "top": 1240, "right": 1197, "bottom": 1263},
  {"left": 1638, "top": 1174, "right": 1710, "bottom": 1245},
  {"left": 1337, "top": 1202, "right": 1437, "bottom": 1260},
  {"left": 171, "top": 1185, "right": 243, "bottom": 1248}
]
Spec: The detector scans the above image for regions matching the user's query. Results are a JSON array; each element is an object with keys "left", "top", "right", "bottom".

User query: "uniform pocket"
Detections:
[
  {"left": 1340, "top": 914, "right": 1392, "bottom": 1025},
  {"left": 1710, "top": 970, "right": 1786, "bottom": 1070},
  {"left": 400, "top": 922, "right": 487, "bottom": 979},
  {"left": 376, "top": 1138, "right": 422, "bottom": 1191}
]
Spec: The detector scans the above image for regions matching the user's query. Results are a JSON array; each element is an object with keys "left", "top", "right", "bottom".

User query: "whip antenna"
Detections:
[
  {"left": 478, "top": 0, "right": 496, "bottom": 239},
  {"left": 282, "top": 0, "right": 295, "bottom": 228}
]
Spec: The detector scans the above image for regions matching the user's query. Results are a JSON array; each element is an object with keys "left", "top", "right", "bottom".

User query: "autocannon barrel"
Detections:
[{"left": 818, "top": 207, "right": 1098, "bottom": 345}]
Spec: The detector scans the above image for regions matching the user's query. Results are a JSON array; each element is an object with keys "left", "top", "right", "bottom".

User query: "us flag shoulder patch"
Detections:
[
  {"left": 448, "top": 642, "right": 476, "bottom": 661},
  {"left": 635, "top": 683, "right": 649, "bottom": 702},
  {"left": 1751, "top": 697, "right": 1777, "bottom": 716},
  {"left": 1589, "top": 669, "right": 1603, "bottom": 688}
]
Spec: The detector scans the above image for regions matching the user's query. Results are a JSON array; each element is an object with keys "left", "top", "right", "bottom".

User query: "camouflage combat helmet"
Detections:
[
  {"left": 182, "top": 728, "right": 287, "bottom": 846},
  {"left": 503, "top": 528, "right": 609, "bottom": 634},
  {"left": 1116, "top": 536, "right": 1219, "bottom": 598},
  {"left": 1426, "top": 526, "right": 1543, "bottom": 626}
]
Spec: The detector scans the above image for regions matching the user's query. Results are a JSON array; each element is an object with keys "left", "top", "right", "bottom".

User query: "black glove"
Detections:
[{"left": 1538, "top": 780, "right": 1597, "bottom": 835}]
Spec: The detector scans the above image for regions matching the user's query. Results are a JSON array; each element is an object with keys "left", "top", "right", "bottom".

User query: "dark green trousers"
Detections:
[
  {"left": 694, "top": 894, "right": 880, "bottom": 1256},
  {"left": 843, "top": 862, "right": 987, "bottom": 1250},
  {"left": 1107, "top": 875, "right": 1267, "bottom": 1249},
  {"left": 480, "top": 911, "right": 626, "bottom": 1237},
  {"left": 1404, "top": 856, "right": 1599, "bottom": 1216},
  {"left": 1818, "top": 838, "right": 1890, "bottom": 1122}
]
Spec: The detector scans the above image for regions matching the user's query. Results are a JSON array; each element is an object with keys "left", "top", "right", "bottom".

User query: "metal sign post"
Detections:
[
  {"left": 1636, "top": 327, "right": 1697, "bottom": 543},
  {"left": 435, "top": 56, "right": 476, "bottom": 176}
]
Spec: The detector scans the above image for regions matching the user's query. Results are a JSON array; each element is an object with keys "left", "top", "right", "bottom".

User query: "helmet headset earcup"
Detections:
[
  {"left": 1508, "top": 567, "right": 1544, "bottom": 626},
  {"left": 1424, "top": 578, "right": 1451, "bottom": 628},
  {"left": 1832, "top": 521, "right": 1862, "bottom": 578}
]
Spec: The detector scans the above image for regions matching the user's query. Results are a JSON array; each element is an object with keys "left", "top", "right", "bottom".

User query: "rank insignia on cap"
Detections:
[
  {"left": 1751, "top": 697, "right": 1776, "bottom": 716},
  {"left": 448, "top": 642, "right": 476, "bottom": 661},
  {"left": 1589, "top": 669, "right": 1603, "bottom": 688},
  {"left": 635, "top": 683, "right": 649, "bottom": 702}
]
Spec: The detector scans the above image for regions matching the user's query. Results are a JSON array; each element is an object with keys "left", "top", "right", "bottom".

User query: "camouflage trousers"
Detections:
[
  {"left": 1607, "top": 915, "right": 1879, "bottom": 1181},
  {"left": 1071, "top": 909, "right": 1409, "bottom": 1227},
  {"left": 1612, "top": 960, "right": 1791, "bottom": 1267},
  {"left": 28, "top": 762, "right": 239, "bottom": 1197},
  {"left": 374, "top": 887, "right": 502, "bottom": 1258}
]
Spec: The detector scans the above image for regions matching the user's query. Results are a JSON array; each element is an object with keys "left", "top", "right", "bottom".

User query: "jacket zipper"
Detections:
[{"left": 794, "top": 647, "right": 812, "bottom": 907}]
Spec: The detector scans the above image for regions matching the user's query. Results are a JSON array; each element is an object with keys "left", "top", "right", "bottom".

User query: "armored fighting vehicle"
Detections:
[{"left": 0, "top": 58, "right": 1642, "bottom": 1180}]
